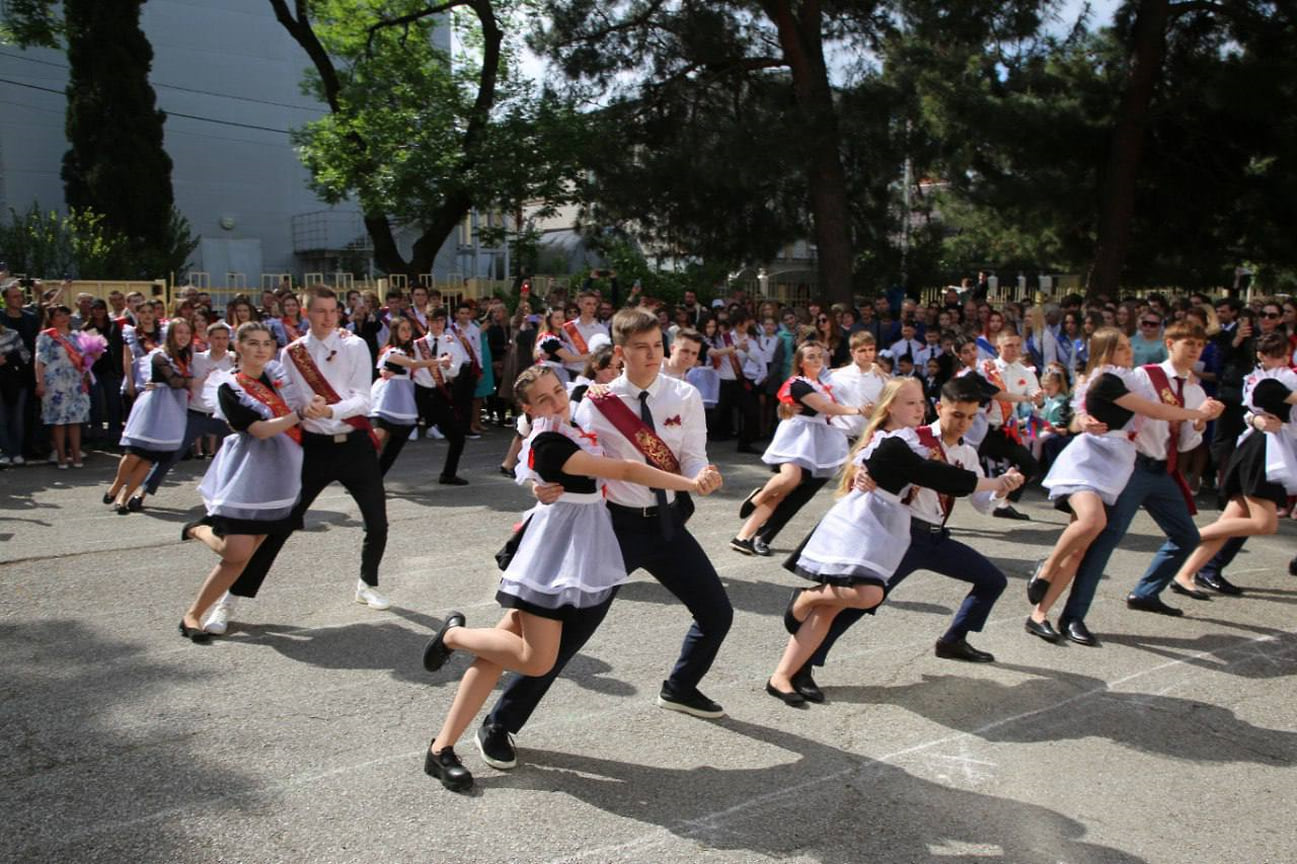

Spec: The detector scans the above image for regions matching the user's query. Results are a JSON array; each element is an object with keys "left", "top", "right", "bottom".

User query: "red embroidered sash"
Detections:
[
  {"left": 588, "top": 391, "right": 681, "bottom": 474},
  {"left": 452, "top": 324, "right": 482, "bottom": 377},
  {"left": 286, "top": 341, "right": 380, "bottom": 449},
  {"left": 44, "top": 328, "right": 88, "bottom": 393},
  {"left": 280, "top": 317, "right": 302, "bottom": 342},
  {"left": 913, "top": 426, "right": 955, "bottom": 524},
  {"left": 562, "top": 319, "right": 590, "bottom": 355},
  {"left": 981, "top": 361, "right": 1018, "bottom": 440},
  {"left": 1142, "top": 364, "right": 1196, "bottom": 514},
  {"left": 236, "top": 372, "right": 302, "bottom": 445},
  {"left": 405, "top": 310, "right": 428, "bottom": 339},
  {"left": 415, "top": 336, "right": 453, "bottom": 398}
]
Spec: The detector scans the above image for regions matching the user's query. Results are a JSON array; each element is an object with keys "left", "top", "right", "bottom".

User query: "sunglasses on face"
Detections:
[{"left": 1261, "top": 312, "right": 1282, "bottom": 319}]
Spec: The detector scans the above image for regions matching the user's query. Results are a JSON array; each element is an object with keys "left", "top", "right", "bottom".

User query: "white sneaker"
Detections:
[
  {"left": 408, "top": 428, "right": 420, "bottom": 442},
  {"left": 47, "top": 452, "right": 58, "bottom": 464},
  {"left": 11, "top": 455, "right": 24, "bottom": 466},
  {"left": 0, "top": 456, "right": 10, "bottom": 467},
  {"left": 202, "top": 599, "right": 234, "bottom": 635},
  {"left": 426, "top": 426, "right": 445, "bottom": 440},
  {"left": 354, "top": 582, "right": 391, "bottom": 610}
]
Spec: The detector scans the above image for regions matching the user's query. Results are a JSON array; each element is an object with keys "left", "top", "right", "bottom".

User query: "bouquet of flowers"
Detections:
[{"left": 74, "top": 331, "right": 108, "bottom": 377}]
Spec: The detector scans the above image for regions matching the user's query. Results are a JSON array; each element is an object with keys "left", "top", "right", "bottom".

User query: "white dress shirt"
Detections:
[
  {"left": 1131, "top": 360, "right": 1205, "bottom": 459},
  {"left": 909, "top": 420, "right": 1005, "bottom": 525},
  {"left": 890, "top": 337, "right": 924, "bottom": 361},
  {"left": 714, "top": 329, "right": 750, "bottom": 381},
  {"left": 411, "top": 332, "right": 467, "bottom": 388},
  {"left": 988, "top": 358, "right": 1039, "bottom": 429},
  {"left": 827, "top": 363, "right": 887, "bottom": 437},
  {"left": 561, "top": 317, "right": 611, "bottom": 376},
  {"left": 573, "top": 372, "right": 708, "bottom": 508},
  {"left": 280, "top": 329, "right": 372, "bottom": 435},
  {"left": 452, "top": 320, "right": 483, "bottom": 368},
  {"left": 189, "top": 350, "right": 234, "bottom": 414}
]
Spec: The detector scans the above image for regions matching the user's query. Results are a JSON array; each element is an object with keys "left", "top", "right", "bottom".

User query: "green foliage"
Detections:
[
  {"left": 0, "top": 0, "right": 61, "bottom": 47},
  {"left": 0, "top": 202, "right": 197, "bottom": 280}
]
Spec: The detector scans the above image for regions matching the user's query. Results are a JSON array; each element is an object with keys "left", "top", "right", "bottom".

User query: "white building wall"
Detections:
[{"left": 0, "top": 0, "right": 458, "bottom": 282}]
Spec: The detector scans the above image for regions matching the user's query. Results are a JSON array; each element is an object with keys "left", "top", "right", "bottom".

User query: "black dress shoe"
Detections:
[
  {"left": 739, "top": 487, "right": 761, "bottom": 520},
  {"left": 1024, "top": 617, "right": 1061, "bottom": 642},
  {"left": 791, "top": 665, "right": 825, "bottom": 703},
  {"left": 1168, "top": 580, "right": 1212, "bottom": 601},
  {"left": 1026, "top": 560, "right": 1050, "bottom": 606},
  {"left": 102, "top": 492, "right": 114, "bottom": 505},
  {"left": 935, "top": 637, "right": 995, "bottom": 663},
  {"left": 1195, "top": 572, "right": 1243, "bottom": 596},
  {"left": 1057, "top": 618, "right": 1099, "bottom": 646},
  {"left": 993, "top": 505, "right": 1031, "bottom": 521},
  {"left": 439, "top": 474, "right": 469, "bottom": 486},
  {"left": 424, "top": 743, "right": 473, "bottom": 792},
  {"left": 423, "top": 611, "right": 465, "bottom": 672},
  {"left": 1290, "top": 556, "right": 1297, "bottom": 577},
  {"left": 177, "top": 619, "right": 210, "bottom": 644},
  {"left": 498, "top": 466, "right": 514, "bottom": 477},
  {"left": 1125, "top": 593, "right": 1184, "bottom": 616},
  {"left": 783, "top": 588, "right": 805, "bottom": 635},
  {"left": 729, "top": 536, "right": 757, "bottom": 555},
  {"left": 657, "top": 682, "right": 725, "bottom": 718},
  {"left": 180, "top": 519, "right": 203, "bottom": 542},
  {"left": 765, "top": 679, "right": 807, "bottom": 707},
  {"left": 115, "top": 503, "right": 131, "bottom": 515},
  {"left": 128, "top": 496, "right": 144, "bottom": 512}
]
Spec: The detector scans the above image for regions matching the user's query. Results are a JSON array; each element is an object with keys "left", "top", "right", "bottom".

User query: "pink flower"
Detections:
[{"left": 74, "top": 332, "right": 108, "bottom": 371}]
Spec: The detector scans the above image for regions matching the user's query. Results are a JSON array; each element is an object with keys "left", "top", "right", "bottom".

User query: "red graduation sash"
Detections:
[
  {"left": 280, "top": 317, "right": 302, "bottom": 342},
  {"left": 236, "top": 372, "right": 302, "bottom": 445},
  {"left": 562, "top": 319, "right": 590, "bottom": 355},
  {"left": 1142, "top": 363, "right": 1196, "bottom": 514},
  {"left": 588, "top": 390, "right": 681, "bottom": 474},
  {"left": 405, "top": 309, "right": 428, "bottom": 339},
  {"left": 722, "top": 331, "right": 752, "bottom": 390},
  {"left": 414, "top": 336, "right": 454, "bottom": 399},
  {"left": 452, "top": 323, "right": 482, "bottom": 377},
  {"left": 286, "top": 339, "right": 380, "bottom": 449},
  {"left": 981, "top": 360, "right": 1019, "bottom": 441}
]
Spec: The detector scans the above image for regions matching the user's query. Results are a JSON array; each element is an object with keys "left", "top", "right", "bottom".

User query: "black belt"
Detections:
[
  {"left": 607, "top": 500, "right": 678, "bottom": 519},
  {"left": 303, "top": 429, "right": 367, "bottom": 445},
  {"left": 911, "top": 520, "right": 946, "bottom": 534},
  {"left": 1134, "top": 454, "right": 1167, "bottom": 473}
]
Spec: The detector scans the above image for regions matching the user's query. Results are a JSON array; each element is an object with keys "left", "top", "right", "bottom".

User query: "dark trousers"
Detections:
[
  {"left": 978, "top": 427, "right": 1039, "bottom": 500},
  {"left": 486, "top": 505, "right": 733, "bottom": 734},
  {"left": 757, "top": 474, "right": 829, "bottom": 544},
  {"left": 376, "top": 422, "right": 415, "bottom": 476},
  {"left": 143, "top": 410, "right": 229, "bottom": 495},
  {"left": 1211, "top": 402, "right": 1246, "bottom": 474},
  {"left": 415, "top": 384, "right": 466, "bottom": 478},
  {"left": 88, "top": 371, "right": 124, "bottom": 441},
  {"left": 809, "top": 524, "right": 1006, "bottom": 667},
  {"left": 229, "top": 430, "right": 388, "bottom": 597},
  {"left": 716, "top": 378, "right": 758, "bottom": 447}
]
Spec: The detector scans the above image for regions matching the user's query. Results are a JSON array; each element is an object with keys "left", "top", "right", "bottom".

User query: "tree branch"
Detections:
[{"left": 364, "top": 0, "right": 464, "bottom": 57}]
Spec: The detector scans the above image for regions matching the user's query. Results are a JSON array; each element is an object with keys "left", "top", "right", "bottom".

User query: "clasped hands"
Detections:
[
  {"left": 300, "top": 395, "right": 330, "bottom": 420},
  {"left": 534, "top": 464, "right": 723, "bottom": 504}
]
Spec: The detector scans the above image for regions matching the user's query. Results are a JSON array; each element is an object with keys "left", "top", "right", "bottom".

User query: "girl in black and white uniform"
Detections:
[
  {"left": 1168, "top": 332, "right": 1297, "bottom": 594},
  {"left": 177, "top": 322, "right": 310, "bottom": 642},
  {"left": 369, "top": 317, "right": 445, "bottom": 475},
  {"left": 107, "top": 319, "right": 194, "bottom": 514},
  {"left": 766, "top": 377, "right": 1014, "bottom": 705},
  {"left": 730, "top": 341, "right": 861, "bottom": 555},
  {"left": 1028, "top": 327, "right": 1218, "bottom": 634},
  {"left": 419, "top": 365, "right": 709, "bottom": 792}
]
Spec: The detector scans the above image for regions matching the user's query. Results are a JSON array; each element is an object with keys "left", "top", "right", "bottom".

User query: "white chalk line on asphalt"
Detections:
[
  {"left": 17, "top": 616, "right": 1296, "bottom": 859},
  {"left": 535, "top": 626, "right": 1297, "bottom": 864}
]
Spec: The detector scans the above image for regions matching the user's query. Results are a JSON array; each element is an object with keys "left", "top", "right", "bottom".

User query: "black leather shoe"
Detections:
[
  {"left": 177, "top": 619, "right": 210, "bottom": 644},
  {"left": 657, "top": 682, "right": 724, "bottom": 718},
  {"left": 424, "top": 743, "right": 473, "bottom": 792},
  {"left": 1168, "top": 580, "right": 1212, "bottom": 601},
  {"left": 935, "top": 637, "right": 995, "bottom": 663},
  {"left": 439, "top": 475, "right": 469, "bottom": 486},
  {"left": 739, "top": 487, "right": 761, "bottom": 519},
  {"left": 993, "top": 505, "right": 1031, "bottom": 521},
  {"left": 498, "top": 466, "right": 514, "bottom": 477},
  {"left": 783, "top": 588, "right": 805, "bottom": 635},
  {"left": 1290, "top": 556, "right": 1297, "bottom": 577},
  {"left": 729, "top": 536, "right": 757, "bottom": 555},
  {"left": 1026, "top": 559, "right": 1050, "bottom": 606},
  {"left": 127, "top": 496, "right": 144, "bottom": 512},
  {"left": 1125, "top": 593, "right": 1184, "bottom": 617},
  {"left": 180, "top": 520, "right": 203, "bottom": 543},
  {"left": 1024, "top": 617, "right": 1061, "bottom": 642},
  {"left": 102, "top": 492, "right": 114, "bottom": 505},
  {"left": 765, "top": 679, "right": 807, "bottom": 707},
  {"left": 423, "top": 611, "right": 465, "bottom": 672},
  {"left": 1057, "top": 618, "right": 1099, "bottom": 646},
  {"left": 791, "top": 665, "right": 825, "bottom": 703},
  {"left": 1195, "top": 572, "right": 1243, "bottom": 596},
  {"left": 475, "top": 723, "right": 517, "bottom": 770}
]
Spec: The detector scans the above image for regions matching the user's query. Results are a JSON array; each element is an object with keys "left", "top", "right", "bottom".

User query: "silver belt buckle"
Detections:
[{"left": 333, "top": 433, "right": 347, "bottom": 444}]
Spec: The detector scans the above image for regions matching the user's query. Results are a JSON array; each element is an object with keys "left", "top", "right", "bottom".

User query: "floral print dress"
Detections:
[{"left": 36, "top": 332, "right": 91, "bottom": 425}]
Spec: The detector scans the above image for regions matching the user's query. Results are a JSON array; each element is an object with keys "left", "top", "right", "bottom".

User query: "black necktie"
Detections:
[{"left": 639, "top": 390, "right": 674, "bottom": 539}]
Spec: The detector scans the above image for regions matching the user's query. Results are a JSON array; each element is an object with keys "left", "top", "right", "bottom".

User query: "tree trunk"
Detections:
[
  {"left": 761, "top": 1, "right": 854, "bottom": 306},
  {"left": 1089, "top": 0, "right": 1170, "bottom": 297},
  {"left": 269, "top": 0, "right": 503, "bottom": 279}
]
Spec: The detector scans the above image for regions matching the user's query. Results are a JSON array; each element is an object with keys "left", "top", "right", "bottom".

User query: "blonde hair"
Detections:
[
  {"left": 1085, "top": 327, "right": 1127, "bottom": 376},
  {"left": 835, "top": 377, "right": 923, "bottom": 496}
]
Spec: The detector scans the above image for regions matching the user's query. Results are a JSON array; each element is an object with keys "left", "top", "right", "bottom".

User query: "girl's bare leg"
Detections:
[
  {"left": 737, "top": 464, "right": 803, "bottom": 540},
  {"left": 1172, "top": 497, "right": 1278, "bottom": 588},
  {"left": 182, "top": 534, "right": 265, "bottom": 629}
]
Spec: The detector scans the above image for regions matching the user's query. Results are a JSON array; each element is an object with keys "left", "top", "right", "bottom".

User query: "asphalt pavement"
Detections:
[{"left": 2, "top": 433, "right": 1295, "bottom": 864}]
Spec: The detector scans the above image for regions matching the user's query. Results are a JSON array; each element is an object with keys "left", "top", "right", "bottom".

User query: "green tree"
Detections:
[{"left": 269, "top": 0, "right": 587, "bottom": 277}]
